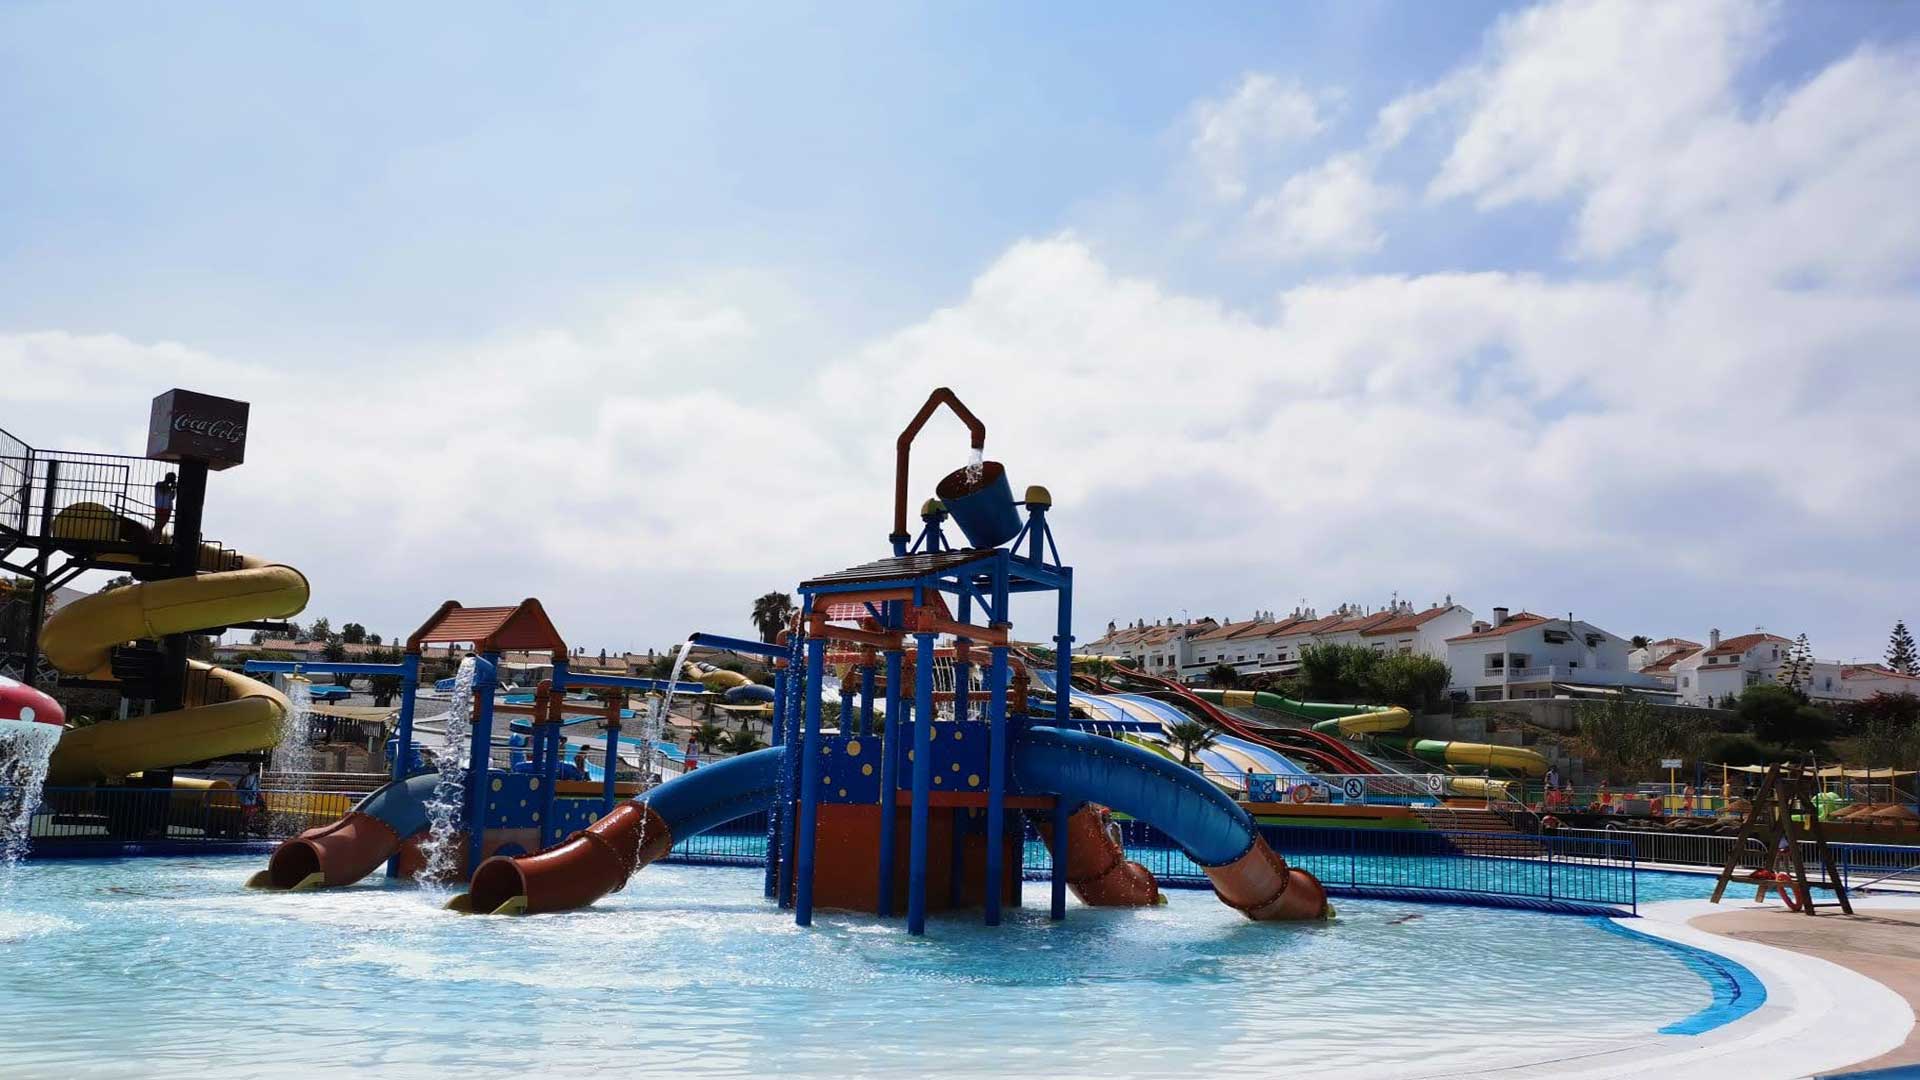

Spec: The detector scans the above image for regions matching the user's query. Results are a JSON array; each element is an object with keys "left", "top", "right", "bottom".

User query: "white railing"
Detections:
[{"left": 1493, "top": 664, "right": 1667, "bottom": 689}]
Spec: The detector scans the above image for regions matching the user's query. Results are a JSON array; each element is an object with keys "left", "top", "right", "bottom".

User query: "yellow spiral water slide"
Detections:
[{"left": 36, "top": 504, "right": 309, "bottom": 784}]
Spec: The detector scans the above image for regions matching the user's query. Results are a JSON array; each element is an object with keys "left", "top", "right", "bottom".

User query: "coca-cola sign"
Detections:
[
  {"left": 148, "top": 389, "right": 250, "bottom": 470},
  {"left": 171, "top": 414, "right": 246, "bottom": 444}
]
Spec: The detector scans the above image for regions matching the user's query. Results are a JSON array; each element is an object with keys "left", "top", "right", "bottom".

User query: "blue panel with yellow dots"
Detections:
[{"left": 808, "top": 719, "right": 998, "bottom": 804}]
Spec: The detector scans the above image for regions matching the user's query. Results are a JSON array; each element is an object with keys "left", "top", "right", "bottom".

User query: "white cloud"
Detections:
[
  {"left": 1248, "top": 154, "right": 1400, "bottom": 258},
  {"left": 8, "top": 0, "right": 1916, "bottom": 660},
  {"left": 1188, "top": 74, "right": 1329, "bottom": 201}
]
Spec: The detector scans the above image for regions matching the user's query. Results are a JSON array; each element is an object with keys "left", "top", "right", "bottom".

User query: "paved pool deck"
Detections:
[{"left": 1688, "top": 901, "right": 1920, "bottom": 1075}]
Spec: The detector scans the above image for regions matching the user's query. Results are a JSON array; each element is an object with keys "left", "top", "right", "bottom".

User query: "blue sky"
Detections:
[{"left": 4, "top": 1, "right": 1918, "bottom": 661}]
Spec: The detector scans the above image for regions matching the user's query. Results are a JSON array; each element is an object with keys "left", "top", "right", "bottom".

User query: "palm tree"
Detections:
[
  {"left": 751, "top": 591, "right": 795, "bottom": 643},
  {"left": 722, "top": 729, "right": 766, "bottom": 755},
  {"left": 692, "top": 721, "right": 727, "bottom": 755},
  {"left": 1205, "top": 663, "right": 1240, "bottom": 689},
  {"left": 1165, "top": 720, "right": 1218, "bottom": 767}
]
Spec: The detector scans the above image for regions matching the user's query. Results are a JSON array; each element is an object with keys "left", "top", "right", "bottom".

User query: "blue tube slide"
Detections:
[
  {"left": 1012, "top": 725, "right": 1258, "bottom": 868},
  {"left": 355, "top": 772, "right": 440, "bottom": 838},
  {"left": 642, "top": 745, "right": 781, "bottom": 837},
  {"left": 251, "top": 772, "right": 441, "bottom": 890}
]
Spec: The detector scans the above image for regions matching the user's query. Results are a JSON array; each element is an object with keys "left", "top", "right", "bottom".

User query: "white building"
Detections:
[
  {"left": 1445, "top": 608, "right": 1662, "bottom": 702},
  {"left": 1084, "top": 617, "right": 1216, "bottom": 676},
  {"left": 1181, "top": 601, "right": 1474, "bottom": 683},
  {"left": 1808, "top": 663, "right": 1920, "bottom": 703},
  {"left": 1668, "top": 630, "right": 1793, "bottom": 706},
  {"left": 1629, "top": 637, "right": 1702, "bottom": 673}
]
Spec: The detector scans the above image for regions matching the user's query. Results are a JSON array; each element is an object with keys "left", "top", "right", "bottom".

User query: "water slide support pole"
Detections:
[
  {"left": 794, "top": 634, "right": 826, "bottom": 926},
  {"left": 877, "top": 641, "right": 903, "bottom": 916},
  {"left": 908, "top": 628, "right": 936, "bottom": 935}
]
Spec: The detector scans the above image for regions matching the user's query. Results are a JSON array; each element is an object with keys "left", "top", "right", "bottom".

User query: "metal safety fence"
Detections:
[
  {"left": 1562, "top": 826, "right": 1920, "bottom": 892},
  {"left": 15, "top": 786, "right": 354, "bottom": 844}
]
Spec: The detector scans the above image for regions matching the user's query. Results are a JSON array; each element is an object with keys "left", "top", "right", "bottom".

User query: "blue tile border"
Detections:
[{"left": 1592, "top": 915, "right": 1768, "bottom": 1035}]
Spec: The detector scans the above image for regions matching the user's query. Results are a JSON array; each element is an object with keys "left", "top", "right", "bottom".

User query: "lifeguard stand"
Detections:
[{"left": 772, "top": 388, "right": 1078, "bottom": 935}]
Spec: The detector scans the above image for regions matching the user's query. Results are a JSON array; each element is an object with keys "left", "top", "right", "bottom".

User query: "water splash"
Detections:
[
  {"left": 632, "top": 640, "right": 696, "bottom": 858},
  {"left": 271, "top": 676, "right": 316, "bottom": 780},
  {"left": 416, "top": 657, "right": 477, "bottom": 887},
  {"left": 963, "top": 446, "right": 984, "bottom": 486},
  {"left": 0, "top": 724, "right": 60, "bottom": 871}
]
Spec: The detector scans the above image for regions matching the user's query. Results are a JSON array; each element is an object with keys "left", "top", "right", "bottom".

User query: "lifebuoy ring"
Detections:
[
  {"left": 1780, "top": 882, "right": 1805, "bottom": 911},
  {"left": 1290, "top": 784, "right": 1313, "bottom": 804}
]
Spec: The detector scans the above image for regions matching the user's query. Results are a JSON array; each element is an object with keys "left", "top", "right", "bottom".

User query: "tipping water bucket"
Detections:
[{"left": 935, "top": 461, "right": 1021, "bottom": 549}]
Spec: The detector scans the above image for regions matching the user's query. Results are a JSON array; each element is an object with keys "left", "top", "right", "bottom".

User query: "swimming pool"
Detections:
[{"left": 0, "top": 857, "right": 1750, "bottom": 1079}]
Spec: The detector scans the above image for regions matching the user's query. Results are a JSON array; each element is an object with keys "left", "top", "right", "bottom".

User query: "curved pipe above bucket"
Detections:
[{"left": 893, "top": 387, "right": 986, "bottom": 543}]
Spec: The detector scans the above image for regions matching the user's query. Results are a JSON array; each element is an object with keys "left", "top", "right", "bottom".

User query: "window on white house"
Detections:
[
  {"left": 1510, "top": 654, "right": 1530, "bottom": 669},
  {"left": 1372, "top": 643, "right": 1386, "bottom": 653},
  {"left": 1486, "top": 655, "right": 1505, "bottom": 673},
  {"left": 1682, "top": 676, "right": 1690, "bottom": 687},
  {"left": 1474, "top": 686, "right": 1504, "bottom": 702}
]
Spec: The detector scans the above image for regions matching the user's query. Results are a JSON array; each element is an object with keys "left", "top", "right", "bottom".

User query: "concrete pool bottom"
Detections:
[{"left": 1399, "top": 897, "right": 1916, "bottom": 1080}]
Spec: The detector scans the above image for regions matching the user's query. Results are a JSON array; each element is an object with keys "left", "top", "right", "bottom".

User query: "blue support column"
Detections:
[
  {"left": 1059, "top": 576, "right": 1075, "bottom": 922},
  {"left": 954, "top": 591, "right": 973, "bottom": 724},
  {"left": 877, "top": 646, "right": 904, "bottom": 916},
  {"left": 859, "top": 663, "right": 875, "bottom": 738},
  {"left": 386, "top": 650, "right": 422, "bottom": 877},
  {"left": 794, "top": 636, "right": 827, "bottom": 926},
  {"left": 984, "top": 642, "right": 1010, "bottom": 924},
  {"left": 391, "top": 652, "right": 422, "bottom": 781},
  {"left": 463, "top": 654, "right": 500, "bottom": 878},
  {"left": 600, "top": 713, "right": 620, "bottom": 816},
  {"left": 780, "top": 651, "right": 805, "bottom": 904},
  {"left": 907, "top": 631, "right": 936, "bottom": 935},
  {"left": 765, "top": 666, "right": 790, "bottom": 900},
  {"left": 537, "top": 689, "right": 560, "bottom": 850}
]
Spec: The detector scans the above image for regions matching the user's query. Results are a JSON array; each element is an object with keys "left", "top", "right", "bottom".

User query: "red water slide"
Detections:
[{"left": 1080, "top": 664, "right": 1381, "bottom": 775}]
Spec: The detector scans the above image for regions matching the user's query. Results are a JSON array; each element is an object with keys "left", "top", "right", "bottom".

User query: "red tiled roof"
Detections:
[
  {"left": 1361, "top": 606, "right": 1456, "bottom": 637},
  {"left": 408, "top": 599, "right": 567, "bottom": 654},
  {"left": 1843, "top": 664, "right": 1920, "bottom": 682},
  {"left": 1650, "top": 637, "right": 1702, "bottom": 648},
  {"left": 1445, "top": 611, "right": 1551, "bottom": 643},
  {"left": 1640, "top": 646, "right": 1701, "bottom": 674},
  {"left": 1704, "top": 633, "right": 1791, "bottom": 658}
]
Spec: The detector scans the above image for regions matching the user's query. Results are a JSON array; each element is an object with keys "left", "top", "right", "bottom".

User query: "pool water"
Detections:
[{"left": 0, "top": 857, "right": 1728, "bottom": 1079}]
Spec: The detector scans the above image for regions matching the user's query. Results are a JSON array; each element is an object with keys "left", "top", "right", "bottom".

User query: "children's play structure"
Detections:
[
  {"left": 435, "top": 388, "right": 1330, "bottom": 929},
  {"left": 241, "top": 389, "right": 1330, "bottom": 932}
]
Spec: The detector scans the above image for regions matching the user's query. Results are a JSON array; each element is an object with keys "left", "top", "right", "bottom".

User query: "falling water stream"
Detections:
[
  {"left": 0, "top": 723, "right": 59, "bottom": 872},
  {"left": 270, "top": 676, "right": 316, "bottom": 781},
  {"left": 631, "top": 640, "right": 696, "bottom": 856},
  {"left": 416, "top": 657, "right": 477, "bottom": 886},
  {"left": 963, "top": 445, "right": 984, "bottom": 487}
]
